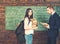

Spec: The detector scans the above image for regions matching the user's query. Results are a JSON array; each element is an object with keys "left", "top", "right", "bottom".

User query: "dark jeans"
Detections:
[{"left": 47, "top": 37, "right": 57, "bottom": 44}]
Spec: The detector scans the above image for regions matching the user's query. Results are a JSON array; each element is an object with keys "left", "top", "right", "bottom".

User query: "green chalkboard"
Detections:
[{"left": 5, "top": 6, "right": 60, "bottom": 31}]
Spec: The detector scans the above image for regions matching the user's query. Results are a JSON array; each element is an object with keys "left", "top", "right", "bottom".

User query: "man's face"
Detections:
[{"left": 47, "top": 8, "right": 52, "bottom": 14}]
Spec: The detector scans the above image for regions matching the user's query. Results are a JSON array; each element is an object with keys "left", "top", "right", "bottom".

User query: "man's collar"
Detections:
[{"left": 52, "top": 11, "right": 55, "bottom": 15}]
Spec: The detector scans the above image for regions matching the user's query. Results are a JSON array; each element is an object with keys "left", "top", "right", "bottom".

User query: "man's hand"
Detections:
[{"left": 40, "top": 22, "right": 50, "bottom": 29}]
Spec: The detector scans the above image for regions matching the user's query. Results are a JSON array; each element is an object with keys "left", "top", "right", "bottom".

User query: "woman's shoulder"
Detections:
[
  {"left": 25, "top": 17, "right": 28, "bottom": 19},
  {"left": 24, "top": 17, "right": 29, "bottom": 21}
]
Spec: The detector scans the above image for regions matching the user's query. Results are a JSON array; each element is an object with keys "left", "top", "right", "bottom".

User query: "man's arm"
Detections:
[{"left": 40, "top": 22, "right": 50, "bottom": 29}]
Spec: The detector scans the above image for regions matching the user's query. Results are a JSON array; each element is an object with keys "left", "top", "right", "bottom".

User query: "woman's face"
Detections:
[{"left": 28, "top": 10, "right": 32, "bottom": 16}]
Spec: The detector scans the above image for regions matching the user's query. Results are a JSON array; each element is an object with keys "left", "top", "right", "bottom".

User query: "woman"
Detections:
[{"left": 24, "top": 8, "right": 34, "bottom": 44}]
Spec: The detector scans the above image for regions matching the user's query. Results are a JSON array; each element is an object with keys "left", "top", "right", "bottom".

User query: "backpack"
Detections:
[
  {"left": 15, "top": 20, "right": 24, "bottom": 35},
  {"left": 15, "top": 20, "right": 25, "bottom": 43}
]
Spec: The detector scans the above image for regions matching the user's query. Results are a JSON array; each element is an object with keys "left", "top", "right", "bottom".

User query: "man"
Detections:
[{"left": 42, "top": 5, "right": 59, "bottom": 44}]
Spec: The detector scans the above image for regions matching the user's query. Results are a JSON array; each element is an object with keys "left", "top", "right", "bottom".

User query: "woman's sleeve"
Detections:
[{"left": 24, "top": 17, "right": 29, "bottom": 29}]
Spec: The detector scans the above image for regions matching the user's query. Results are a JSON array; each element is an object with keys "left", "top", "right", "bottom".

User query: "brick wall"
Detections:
[{"left": 0, "top": 0, "right": 60, "bottom": 44}]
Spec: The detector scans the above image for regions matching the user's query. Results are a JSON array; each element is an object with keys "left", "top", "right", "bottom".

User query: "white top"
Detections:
[{"left": 24, "top": 17, "right": 34, "bottom": 35}]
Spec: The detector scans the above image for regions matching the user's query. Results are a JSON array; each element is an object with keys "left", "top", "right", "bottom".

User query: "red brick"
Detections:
[
  {"left": 46, "top": 0, "right": 60, "bottom": 2},
  {"left": 0, "top": 0, "right": 16, "bottom": 3}
]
